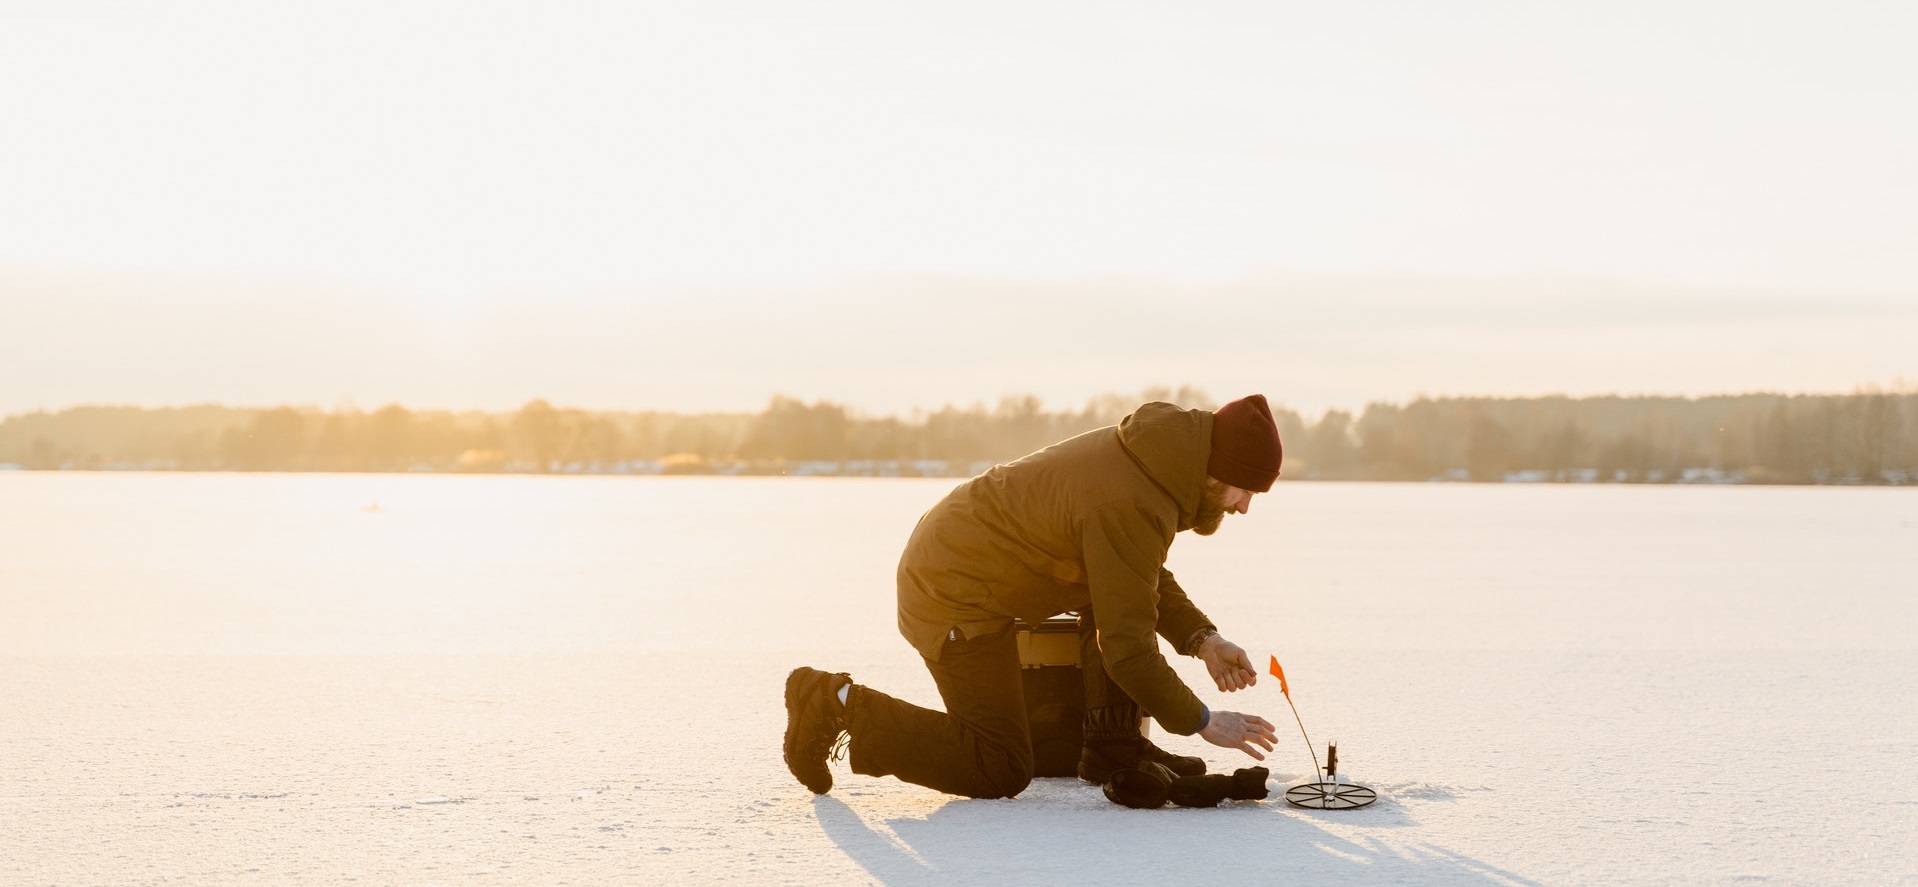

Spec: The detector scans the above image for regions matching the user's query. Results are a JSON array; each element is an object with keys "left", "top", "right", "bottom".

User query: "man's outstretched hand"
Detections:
[
  {"left": 1199, "top": 710, "right": 1278, "bottom": 760},
  {"left": 1197, "top": 634, "right": 1259, "bottom": 692}
]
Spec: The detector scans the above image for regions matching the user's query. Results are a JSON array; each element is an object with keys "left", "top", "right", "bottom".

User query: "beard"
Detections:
[{"left": 1191, "top": 480, "right": 1227, "bottom": 536}]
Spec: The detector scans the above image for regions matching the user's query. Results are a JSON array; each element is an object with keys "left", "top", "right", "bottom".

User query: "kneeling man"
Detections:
[{"left": 785, "top": 395, "right": 1282, "bottom": 798}]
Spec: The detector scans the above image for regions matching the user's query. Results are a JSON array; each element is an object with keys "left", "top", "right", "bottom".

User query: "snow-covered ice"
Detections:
[{"left": 1, "top": 474, "right": 1913, "bottom": 885}]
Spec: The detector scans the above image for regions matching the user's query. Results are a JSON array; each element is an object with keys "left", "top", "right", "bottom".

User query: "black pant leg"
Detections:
[
  {"left": 1078, "top": 606, "right": 1155, "bottom": 745},
  {"left": 845, "top": 626, "right": 1035, "bottom": 799},
  {"left": 1077, "top": 606, "right": 1134, "bottom": 711}
]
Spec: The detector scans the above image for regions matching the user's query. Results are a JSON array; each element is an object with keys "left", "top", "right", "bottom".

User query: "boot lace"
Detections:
[{"left": 828, "top": 729, "right": 850, "bottom": 764}]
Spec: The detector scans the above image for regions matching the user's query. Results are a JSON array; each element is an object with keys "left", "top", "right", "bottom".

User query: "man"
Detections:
[{"left": 784, "top": 395, "right": 1282, "bottom": 799}]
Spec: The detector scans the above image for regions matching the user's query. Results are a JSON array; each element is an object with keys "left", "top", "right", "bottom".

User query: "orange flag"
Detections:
[{"left": 1269, "top": 654, "right": 1291, "bottom": 701}]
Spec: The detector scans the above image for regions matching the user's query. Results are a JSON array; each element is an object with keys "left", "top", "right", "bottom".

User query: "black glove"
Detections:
[
  {"left": 1102, "top": 761, "right": 1176, "bottom": 809},
  {"left": 1167, "top": 767, "right": 1271, "bottom": 808}
]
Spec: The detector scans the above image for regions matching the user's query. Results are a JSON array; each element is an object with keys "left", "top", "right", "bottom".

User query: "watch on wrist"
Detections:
[{"left": 1183, "top": 628, "right": 1219, "bottom": 657}]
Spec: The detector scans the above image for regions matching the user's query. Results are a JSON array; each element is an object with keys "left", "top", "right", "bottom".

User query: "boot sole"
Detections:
[{"left": 783, "top": 667, "right": 832, "bottom": 794}]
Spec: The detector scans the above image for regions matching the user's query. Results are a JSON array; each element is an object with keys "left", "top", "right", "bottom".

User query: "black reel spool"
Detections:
[{"left": 1283, "top": 742, "right": 1378, "bottom": 810}]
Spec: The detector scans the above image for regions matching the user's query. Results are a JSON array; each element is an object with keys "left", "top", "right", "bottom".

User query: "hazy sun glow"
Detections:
[{"left": 3, "top": 1, "right": 1914, "bottom": 414}]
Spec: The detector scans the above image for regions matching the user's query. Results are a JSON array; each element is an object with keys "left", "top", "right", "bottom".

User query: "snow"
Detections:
[{"left": 1, "top": 474, "right": 1913, "bottom": 885}]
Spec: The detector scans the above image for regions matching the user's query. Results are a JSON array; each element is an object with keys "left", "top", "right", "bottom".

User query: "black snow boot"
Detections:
[
  {"left": 1102, "top": 761, "right": 1177, "bottom": 809},
  {"left": 783, "top": 667, "right": 851, "bottom": 794},
  {"left": 1078, "top": 703, "right": 1206, "bottom": 784},
  {"left": 1167, "top": 767, "right": 1272, "bottom": 808}
]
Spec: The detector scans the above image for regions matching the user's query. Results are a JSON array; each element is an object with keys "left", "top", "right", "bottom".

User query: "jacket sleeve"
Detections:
[
  {"left": 1081, "top": 504, "right": 1207, "bottom": 735},
  {"left": 1154, "top": 568, "right": 1216, "bottom": 654}
]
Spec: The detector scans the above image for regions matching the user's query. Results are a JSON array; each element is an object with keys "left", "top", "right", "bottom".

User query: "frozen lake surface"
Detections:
[{"left": 3, "top": 473, "right": 1914, "bottom": 885}]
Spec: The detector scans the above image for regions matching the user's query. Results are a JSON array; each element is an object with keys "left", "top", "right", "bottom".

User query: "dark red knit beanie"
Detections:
[{"left": 1208, "top": 394, "right": 1282, "bottom": 492}]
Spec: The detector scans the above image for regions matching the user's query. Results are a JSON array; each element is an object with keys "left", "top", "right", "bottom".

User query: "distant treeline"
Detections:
[{"left": 2, "top": 386, "right": 1914, "bottom": 485}]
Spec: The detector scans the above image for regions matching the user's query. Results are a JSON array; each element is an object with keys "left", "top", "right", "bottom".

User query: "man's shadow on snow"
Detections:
[{"left": 813, "top": 779, "right": 1539, "bottom": 887}]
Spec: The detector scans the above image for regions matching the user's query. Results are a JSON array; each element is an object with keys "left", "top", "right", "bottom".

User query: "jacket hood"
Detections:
[{"left": 1116, "top": 402, "right": 1214, "bottom": 529}]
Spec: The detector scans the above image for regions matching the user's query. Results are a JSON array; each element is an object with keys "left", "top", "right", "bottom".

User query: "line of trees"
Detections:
[{"left": 1, "top": 386, "right": 1913, "bottom": 484}]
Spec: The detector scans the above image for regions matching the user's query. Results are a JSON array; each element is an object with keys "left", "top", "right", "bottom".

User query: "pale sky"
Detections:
[{"left": 2, "top": 1, "right": 1914, "bottom": 416}]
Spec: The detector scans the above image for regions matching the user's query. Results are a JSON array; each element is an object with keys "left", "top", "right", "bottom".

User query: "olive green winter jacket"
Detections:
[{"left": 895, "top": 402, "right": 1219, "bottom": 735}]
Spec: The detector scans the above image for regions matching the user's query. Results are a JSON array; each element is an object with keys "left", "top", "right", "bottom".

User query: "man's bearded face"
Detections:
[{"left": 1192, "top": 479, "right": 1228, "bottom": 536}]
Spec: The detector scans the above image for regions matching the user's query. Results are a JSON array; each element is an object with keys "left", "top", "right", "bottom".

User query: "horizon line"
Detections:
[{"left": 9, "top": 380, "right": 1916, "bottom": 423}]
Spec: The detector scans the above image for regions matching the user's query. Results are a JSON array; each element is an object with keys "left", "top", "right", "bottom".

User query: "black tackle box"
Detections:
[{"left": 1015, "top": 614, "right": 1086, "bottom": 777}]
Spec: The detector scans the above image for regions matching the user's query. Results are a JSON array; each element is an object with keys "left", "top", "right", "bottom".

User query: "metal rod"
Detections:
[{"left": 1281, "top": 695, "right": 1322, "bottom": 782}]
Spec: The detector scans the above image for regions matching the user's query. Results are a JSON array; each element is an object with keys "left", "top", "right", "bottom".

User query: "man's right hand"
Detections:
[{"left": 1199, "top": 710, "right": 1278, "bottom": 760}]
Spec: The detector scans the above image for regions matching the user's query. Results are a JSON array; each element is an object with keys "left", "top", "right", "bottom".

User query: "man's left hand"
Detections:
[{"left": 1198, "top": 635, "right": 1258, "bottom": 692}]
